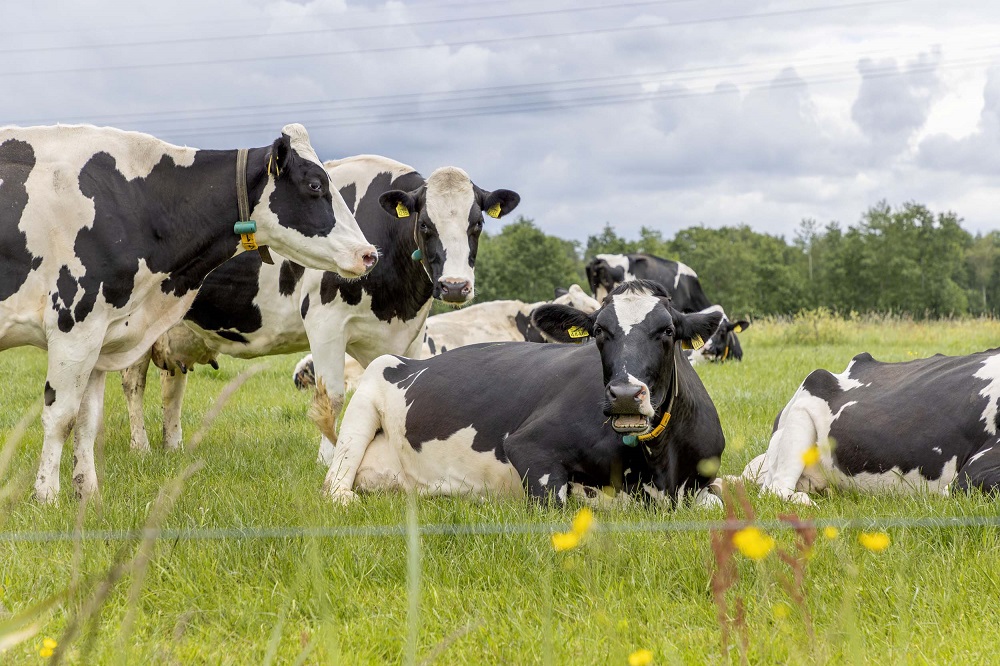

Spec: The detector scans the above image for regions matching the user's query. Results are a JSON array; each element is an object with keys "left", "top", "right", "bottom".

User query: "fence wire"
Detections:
[{"left": 4, "top": 513, "right": 1000, "bottom": 544}]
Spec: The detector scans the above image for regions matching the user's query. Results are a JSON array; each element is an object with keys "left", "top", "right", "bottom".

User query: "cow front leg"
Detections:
[
  {"left": 35, "top": 347, "right": 100, "bottom": 503},
  {"left": 72, "top": 369, "right": 107, "bottom": 501},
  {"left": 161, "top": 368, "right": 188, "bottom": 451},
  {"left": 309, "top": 342, "right": 347, "bottom": 466},
  {"left": 121, "top": 352, "right": 151, "bottom": 452}
]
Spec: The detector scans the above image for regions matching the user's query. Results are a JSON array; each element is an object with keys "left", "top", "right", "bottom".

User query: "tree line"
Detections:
[{"left": 471, "top": 201, "right": 1000, "bottom": 318}]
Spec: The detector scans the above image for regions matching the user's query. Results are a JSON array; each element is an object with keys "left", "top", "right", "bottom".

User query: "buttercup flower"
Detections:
[
  {"left": 571, "top": 507, "right": 595, "bottom": 537},
  {"left": 858, "top": 531, "right": 890, "bottom": 552},
  {"left": 772, "top": 602, "right": 791, "bottom": 619},
  {"left": 801, "top": 445, "right": 820, "bottom": 467},
  {"left": 551, "top": 531, "right": 580, "bottom": 552},
  {"left": 732, "top": 526, "right": 775, "bottom": 561},
  {"left": 823, "top": 526, "right": 839, "bottom": 540},
  {"left": 628, "top": 648, "right": 654, "bottom": 666}
]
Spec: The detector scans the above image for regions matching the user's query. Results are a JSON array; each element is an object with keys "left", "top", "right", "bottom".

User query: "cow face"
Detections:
[
  {"left": 701, "top": 315, "right": 750, "bottom": 362},
  {"left": 255, "top": 124, "right": 377, "bottom": 279},
  {"left": 533, "top": 281, "right": 722, "bottom": 436},
  {"left": 585, "top": 254, "right": 632, "bottom": 302},
  {"left": 379, "top": 167, "right": 519, "bottom": 304}
]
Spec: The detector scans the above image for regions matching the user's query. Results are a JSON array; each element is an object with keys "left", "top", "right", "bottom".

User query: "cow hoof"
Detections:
[
  {"left": 34, "top": 485, "right": 59, "bottom": 505},
  {"left": 789, "top": 491, "right": 815, "bottom": 506},
  {"left": 326, "top": 488, "right": 358, "bottom": 506},
  {"left": 130, "top": 439, "right": 151, "bottom": 454},
  {"left": 694, "top": 490, "right": 724, "bottom": 510}
]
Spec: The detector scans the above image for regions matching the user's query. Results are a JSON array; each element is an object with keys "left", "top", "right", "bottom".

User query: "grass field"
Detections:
[{"left": 3, "top": 314, "right": 1000, "bottom": 664}]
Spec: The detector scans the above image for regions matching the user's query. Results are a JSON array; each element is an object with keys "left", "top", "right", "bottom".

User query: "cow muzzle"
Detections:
[
  {"left": 605, "top": 382, "right": 652, "bottom": 433},
  {"left": 438, "top": 279, "right": 473, "bottom": 304}
]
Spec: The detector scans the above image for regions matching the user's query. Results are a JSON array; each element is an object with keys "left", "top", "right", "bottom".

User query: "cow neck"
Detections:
[
  {"left": 160, "top": 147, "right": 270, "bottom": 293},
  {"left": 635, "top": 352, "right": 681, "bottom": 450},
  {"left": 234, "top": 147, "right": 274, "bottom": 265}
]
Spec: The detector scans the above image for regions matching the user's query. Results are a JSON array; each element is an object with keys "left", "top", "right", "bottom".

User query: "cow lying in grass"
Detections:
[
  {"left": 742, "top": 349, "right": 1000, "bottom": 504},
  {"left": 320, "top": 280, "right": 725, "bottom": 507}
]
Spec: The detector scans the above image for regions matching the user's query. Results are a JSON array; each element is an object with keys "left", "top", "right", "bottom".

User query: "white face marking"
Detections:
[
  {"left": 674, "top": 261, "right": 698, "bottom": 288},
  {"left": 973, "top": 354, "right": 1000, "bottom": 436},
  {"left": 538, "top": 473, "right": 550, "bottom": 487},
  {"left": 424, "top": 167, "right": 477, "bottom": 294},
  {"left": 611, "top": 292, "right": 658, "bottom": 336}
]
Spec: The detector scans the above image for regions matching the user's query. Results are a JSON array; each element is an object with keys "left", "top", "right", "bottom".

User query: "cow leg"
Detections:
[
  {"left": 322, "top": 372, "right": 384, "bottom": 505},
  {"left": 121, "top": 352, "right": 152, "bottom": 452},
  {"left": 954, "top": 444, "right": 1000, "bottom": 495},
  {"left": 35, "top": 348, "right": 100, "bottom": 503},
  {"left": 71, "top": 369, "right": 106, "bottom": 500},
  {"left": 751, "top": 403, "right": 822, "bottom": 506},
  {"left": 161, "top": 368, "right": 188, "bottom": 451},
  {"left": 309, "top": 341, "right": 347, "bottom": 466}
]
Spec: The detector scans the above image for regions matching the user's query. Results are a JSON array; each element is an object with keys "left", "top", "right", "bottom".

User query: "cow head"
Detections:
[
  {"left": 585, "top": 254, "right": 634, "bottom": 302},
  {"left": 699, "top": 311, "right": 750, "bottom": 362},
  {"left": 379, "top": 167, "right": 519, "bottom": 304},
  {"left": 532, "top": 280, "right": 722, "bottom": 436},
  {"left": 253, "top": 124, "right": 377, "bottom": 279}
]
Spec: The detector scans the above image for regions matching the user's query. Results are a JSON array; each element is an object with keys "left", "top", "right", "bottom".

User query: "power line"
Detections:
[
  {"left": 0, "top": 0, "right": 695, "bottom": 55},
  {"left": 0, "top": 0, "right": 910, "bottom": 78}
]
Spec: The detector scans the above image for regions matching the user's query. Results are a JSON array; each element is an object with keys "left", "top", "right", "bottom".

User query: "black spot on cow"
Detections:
[
  {"left": 185, "top": 252, "right": 264, "bottom": 335},
  {"left": 72, "top": 147, "right": 269, "bottom": 326},
  {"left": 338, "top": 183, "right": 357, "bottom": 211},
  {"left": 278, "top": 260, "right": 305, "bottom": 296},
  {"left": 319, "top": 170, "right": 432, "bottom": 322},
  {"left": 44, "top": 381, "right": 56, "bottom": 406},
  {"left": 51, "top": 265, "right": 79, "bottom": 332},
  {"left": 268, "top": 133, "right": 337, "bottom": 237},
  {"left": 0, "top": 139, "right": 41, "bottom": 302},
  {"left": 216, "top": 331, "right": 250, "bottom": 343},
  {"left": 300, "top": 293, "right": 310, "bottom": 319},
  {"left": 514, "top": 311, "right": 546, "bottom": 343},
  {"left": 426, "top": 336, "right": 436, "bottom": 355}
]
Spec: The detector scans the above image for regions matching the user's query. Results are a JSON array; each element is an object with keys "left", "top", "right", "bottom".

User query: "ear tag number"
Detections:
[
  {"left": 487, "top": 203, "right": 502, "bottom": 218},
  {"left": 681, "top": 335, "right": 705, "bottom": 351},
  {"left": 567, "top": 326, "right": 589, "bottom": 339},
  {"left": 396, "top": 202, "right": 410, "bottom": 218}
]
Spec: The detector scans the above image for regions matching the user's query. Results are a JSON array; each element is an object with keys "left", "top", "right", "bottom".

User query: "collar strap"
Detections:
[
  {"left": 409, "top": 210, "right": 433, "bottom": 281},
  {"left": 721, "top": 344, "right": 730, "bottom": 361},
  {"left": 235, "top": 148, "right": 274, "bottom": 265}
]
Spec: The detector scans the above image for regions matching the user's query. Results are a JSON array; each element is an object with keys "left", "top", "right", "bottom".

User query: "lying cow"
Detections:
[
  {"left": 292, "top": 284, "right": 601, "bottom": 390},
  {"left": 586, "top": 253, "right": 748, "bottom": 362},
  {"left": 321, "top": 280, "right": 725, "bottom": 506},
  {"left": 742, "top": 349, "right": 1000, "bottom": 504},
  {"left": 0, "top": 123, "right": 376, "bottom": 501},
  {"left": 121, "top": 155, "right": 519, "bottom": 464}
]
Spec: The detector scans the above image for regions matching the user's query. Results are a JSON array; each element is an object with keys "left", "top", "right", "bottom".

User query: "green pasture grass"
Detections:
[{"left": 2, "top": 315, "right": 1000, "bottom": 663}]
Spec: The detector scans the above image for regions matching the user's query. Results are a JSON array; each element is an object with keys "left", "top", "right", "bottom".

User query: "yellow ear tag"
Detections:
[
  {"left": 734, "top": 325, "right": 743, "bottom": 333},
  {"left": 567, "top": 326, "right": 589, "bottom": 339},
  {"left": 689, "top": 334, "right": 705, "bottom": 350},
  {"left": 487, "top": 203, "right": 502, "bottom": 218},
  {"left": 395, "top": 202, "right": 410, "bottom": 218}
]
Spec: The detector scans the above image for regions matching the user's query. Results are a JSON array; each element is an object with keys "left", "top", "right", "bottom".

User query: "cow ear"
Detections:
[
  {"left": 379, "top": 190, "right": 419, "bottom": 219},
  {"left": 478, "top": 188, "right": 520, "bottom": 219},
  {"left": 531, "top": 304, "right": 594, "bottom": 344},
  {"left": 270, "top": 134, "right": 292, "bottom": 178},
  {"left": 731, "top": 319, "right": 751, "bottom": 334},
  {"left": 672, "top": 307, "right": 722, "bottom": 350},
  {"left": 553, "top": 287, "right": 569, "bottom": 298}
]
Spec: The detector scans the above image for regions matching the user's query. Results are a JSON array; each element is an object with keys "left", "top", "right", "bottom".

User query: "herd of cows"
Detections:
[{"left": 2, "top": 122, "right": 1000, "bottom": 509}]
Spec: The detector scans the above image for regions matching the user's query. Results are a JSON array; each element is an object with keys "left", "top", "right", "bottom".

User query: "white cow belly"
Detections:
[{"left": 823, "top": 456, "right": 959, "bottom": 495}]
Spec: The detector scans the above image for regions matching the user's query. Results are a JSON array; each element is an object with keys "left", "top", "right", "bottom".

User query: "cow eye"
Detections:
[
  {"left": 308, "top": 180, "right": 322, "bottom": 193},
  {"left": 420, "top": 222, "right": 430, "bottom": 233},
  {"left": 659, "top": 327, "right": 674, "bottom": 340}
]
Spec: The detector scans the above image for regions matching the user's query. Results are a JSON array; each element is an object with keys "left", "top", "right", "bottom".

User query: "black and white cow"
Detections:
[
  {"left": 586, "top": 253, "right": 711, "bottom": 311},
  {"left": 742, "top": 349, "right": 1000, "bottom": 504},
  {"left": 121, "top": 155, "right": 519, "bottom": 461},
  {"left": 0, "top": 123, "right": 377, "bottom": 501},
  {"left": 321, "top": 281, "right": 725, "bottom": 507},
  {"left": 685, "top": 306, "right": 751, "bottom": 365},
  {"left": 292, "top": 284, "right": 601, "bottom": 391}
]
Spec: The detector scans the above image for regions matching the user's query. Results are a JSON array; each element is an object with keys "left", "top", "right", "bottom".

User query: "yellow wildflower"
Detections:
[
  {"left": 42, "top": 638, "right": 57, "bottom": 650},
  {"left": 732, "top": 526, "right": 775, "bottom": 561},
  {"left": 571, "top": 507, "right": 595, "bottom": 537},
  {"left": 617, "top": 619, "right": 629, "bottom": 631},
  {"left": 772, "top": 602, "right": 791, "bottom": 620},
  {"left": 823, "top": 526, "right": 839, "bottom": 540},
  {"left": 801, "top": 445, "right": 820, "bottom": 467},
  {"left": 697, "top": 457, "right": 721, "bottom": 476},
  {"left": 858, "top": 531, "right": 891, "bottom": 552},
  {"left": 551, "top": 531, "right": 580, "bottom": 552},
  {"left": 628, "top": 648, "right": 654, "bottom": 666}
]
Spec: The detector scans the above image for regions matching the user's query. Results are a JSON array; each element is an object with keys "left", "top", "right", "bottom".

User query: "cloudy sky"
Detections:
[{"left": 4, "top": 0, "right": 999, "bottom": 244}]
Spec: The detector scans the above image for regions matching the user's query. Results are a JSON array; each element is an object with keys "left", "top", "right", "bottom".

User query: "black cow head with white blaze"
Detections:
[
  {"left": 701, "top": 314, "right": 750, "bottom": 362},
  {"left": 532, "top": 280, "right": 722, "bottom": 436},
  {"left": 585, "top": 254, "right": 632, "bottom": 302},
  {"left": 379, "top": 167, "right": 519, "bottom": 304},
  {"left": 257, "top": 124, "right": 377, "bottom": 278}
]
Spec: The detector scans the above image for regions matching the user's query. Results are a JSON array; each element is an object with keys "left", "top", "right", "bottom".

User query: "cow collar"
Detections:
[
  {"left": 408, "top": 212, "right": 433, "bottom": 282},
  {"left": 621, "top": 353, "right": 680, "bottom": 447},
  {"left": 233, "top": 148, "right": 274, "bottom": 265}
]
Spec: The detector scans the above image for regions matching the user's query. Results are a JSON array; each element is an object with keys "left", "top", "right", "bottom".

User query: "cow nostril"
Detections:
[{"left": 362, "top": 252, "right": 378, "bottom": 269}]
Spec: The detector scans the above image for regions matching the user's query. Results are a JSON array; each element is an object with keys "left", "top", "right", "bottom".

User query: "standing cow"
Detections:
[
  {"left": 121, "top": 156, "right": 519, "bottom": 463},
  {"left": 0, "top": 124, "right": 377, "bottom": 501},
  {"left": 321, "top": 281, "right": 725, "bottom": 507},
  {"left": 742, "top": 349, "right": 1000, "bottom": 504}
]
